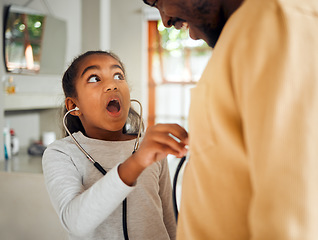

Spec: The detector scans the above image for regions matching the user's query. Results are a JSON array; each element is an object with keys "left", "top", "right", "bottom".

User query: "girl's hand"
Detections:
[
  {"left": 134, "top": 123, "right": 188, "bottom": 168},
  {"left": 118, "top": 123, "right": 188, "bottom": 186}
]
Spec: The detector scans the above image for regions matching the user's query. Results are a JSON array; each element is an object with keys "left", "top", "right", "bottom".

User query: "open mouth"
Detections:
[{"left": 106, "top": 99, "right": 121, "bottom": 113}]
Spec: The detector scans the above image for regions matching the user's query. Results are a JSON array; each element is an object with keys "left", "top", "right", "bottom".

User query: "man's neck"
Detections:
[{"left": 223, "top": 0, "right": 244, "bottom": 20}]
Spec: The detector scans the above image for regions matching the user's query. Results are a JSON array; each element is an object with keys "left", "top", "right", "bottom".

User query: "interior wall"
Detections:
[
  {"left": 81, "top": 0, "right": 101, "bottom": 52},
  {"left": 110, "top": 0, "right": 148, "bottom": 120}
]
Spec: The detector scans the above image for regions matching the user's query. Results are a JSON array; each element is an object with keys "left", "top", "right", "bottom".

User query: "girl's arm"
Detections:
[
  {"left": 118, "top": 123, "right": 188, "bottom": 186},
  {"left": 42, "top": 148, "right": 133, "bottom": 237}
]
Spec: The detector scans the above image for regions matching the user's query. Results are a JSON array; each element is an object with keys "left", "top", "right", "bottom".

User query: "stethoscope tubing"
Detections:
[{"left": 172, "top": 156, "right": 187, "bottom": 222}]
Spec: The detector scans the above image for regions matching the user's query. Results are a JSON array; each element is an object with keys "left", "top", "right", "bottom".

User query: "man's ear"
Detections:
[{"left": 65, "top": 97, "right": 81, "bottom": 116}]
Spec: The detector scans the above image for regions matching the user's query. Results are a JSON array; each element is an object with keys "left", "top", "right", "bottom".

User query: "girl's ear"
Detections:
[{"left": 65, "top": 97, "right": 81, "bottom": 116}]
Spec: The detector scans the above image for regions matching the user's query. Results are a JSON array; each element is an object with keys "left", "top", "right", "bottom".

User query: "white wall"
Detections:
[
  {"left": 81, "top": 0, "right": 110, "bottom": 52},
  {"left": 110, "top": 0, "right": 149, "bottom": 119}
]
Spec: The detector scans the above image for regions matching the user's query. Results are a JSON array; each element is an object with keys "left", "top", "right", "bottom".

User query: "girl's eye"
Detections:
[
  {"left": 114, "top": 73, "right": 124, "bottom": 80},
  {"left": 88, "top": 75, "right": 100, "bottom": 83}
]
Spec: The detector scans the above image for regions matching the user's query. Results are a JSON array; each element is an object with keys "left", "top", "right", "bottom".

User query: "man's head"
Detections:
[{"left": 143, "top": 0, "right": 243, "bottom": 48}]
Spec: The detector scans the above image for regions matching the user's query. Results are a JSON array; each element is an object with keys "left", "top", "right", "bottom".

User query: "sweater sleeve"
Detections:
[
  {"left": 42, "top": 146, "right": 134, "bottom": 237},
  {"left": 159, "top": 158, "right": 177, "bottom": 240}
]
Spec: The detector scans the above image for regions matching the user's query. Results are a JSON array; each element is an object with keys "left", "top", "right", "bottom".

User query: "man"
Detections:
[{"left": 143, "top": 0, "right": 318, "bottom": 239}]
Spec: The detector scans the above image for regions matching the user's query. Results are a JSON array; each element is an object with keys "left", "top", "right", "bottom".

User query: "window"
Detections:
[{"left": 147, "top": 20, "right": 212, "bottom": 128}]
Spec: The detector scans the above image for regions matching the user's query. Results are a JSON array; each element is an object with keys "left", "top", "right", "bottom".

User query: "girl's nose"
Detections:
[
  {"left": 105, "top": 86, "right": 118, "bottom": 92},
  {"left": 103, "top": 77, "right": 119, "bottom": 92},
  {"left": 104, "top": 80, "right": 118, "bottom": 92}
]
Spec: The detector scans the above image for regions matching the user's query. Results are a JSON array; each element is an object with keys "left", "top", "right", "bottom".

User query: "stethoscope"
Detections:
[
  {"left": 62, "top": 99, "right": 142, "bottom": 173},
  {"left": 62, "top": 98, "right": 185, "bottom": 238},
  {"left": 172, "top": 155, "right": 187, "bottom": 222},
  {"left": 62, "top": 99, "right": 142, "bottom": 240}
]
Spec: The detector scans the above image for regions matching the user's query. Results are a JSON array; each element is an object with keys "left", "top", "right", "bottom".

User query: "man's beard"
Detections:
[
  {"left": 200, "top": 22, "right": 225, "bottom": 48},
  {"left": 197, "top": 9, "right": 226, "bottom": 48}
]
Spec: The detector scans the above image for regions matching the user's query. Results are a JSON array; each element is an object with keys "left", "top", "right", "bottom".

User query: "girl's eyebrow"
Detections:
[
  {"left": 81, "top": 65, "right": 100, "bottom": 77},
  {"left": 111, "top": 64, "right": 124, "bottom": 72},
  {"left": 81, "top": 64, "right": 124, "bottom": 77}
]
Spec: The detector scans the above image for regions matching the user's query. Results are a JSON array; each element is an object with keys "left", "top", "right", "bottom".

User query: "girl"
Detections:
[{"left": 42, "top": 51, "right": 188, "bottom": 240}]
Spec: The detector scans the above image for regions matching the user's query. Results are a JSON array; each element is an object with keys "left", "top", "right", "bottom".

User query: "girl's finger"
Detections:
[
  {"left": 147, "top": 124, "right": 189, "bottom": 145},
  {"left": 148, "top": 131, "right": 187, "bottom": 155}
]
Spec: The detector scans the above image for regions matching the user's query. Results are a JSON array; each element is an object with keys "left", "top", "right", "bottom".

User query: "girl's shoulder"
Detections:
[
  {"left": 44, "top": 134, "right": 76, "bottom": 155},
  {"left": 44, "top": 131, "right": 87, "bottom": 152}
]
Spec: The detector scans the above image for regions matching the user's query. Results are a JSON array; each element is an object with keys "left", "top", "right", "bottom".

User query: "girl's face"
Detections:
[{"left": 70, "top": 54, "right": 131, "bottom": 140}]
